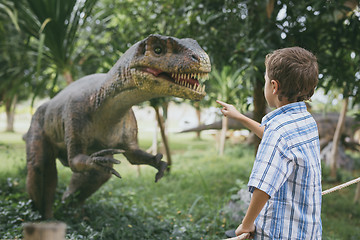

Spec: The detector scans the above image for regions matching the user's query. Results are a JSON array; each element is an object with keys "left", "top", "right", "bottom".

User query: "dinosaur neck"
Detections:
[{"left": 91, "top": 61, "right": 156, "bottom": 119}]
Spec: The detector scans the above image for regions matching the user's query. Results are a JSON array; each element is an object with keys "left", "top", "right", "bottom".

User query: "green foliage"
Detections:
[
  {"left": 0, "top": 1, "right": 33, "bottom": 103},
  {"left": 206, "top": 66, "right": 252, "bottom": 110},
  {"left": 2, "top": 0, "right": 360, "bottom": 105},
  {"left": 1, "top": 131, "right": 360, "bottom": 239},
  {"left": 321, "top": 182, "right": 360, "bottom": 240},
  {"left": 0, "top": 131, "right": 254, "bottom": 239},
  {"left": 15, "top": 0, "right": 98, "bottom": 70},
  {"left": 312, "top": 1, "right": 360, "bottom": 103},
  {"left": 10, "top": 0, "right": 99, "bottom": 102},
  {"left": 0, "top": 139, "right": 26, "bottom": 174},
  {"left": 0, "top": 179, "right": 42, "bottom": 239}
]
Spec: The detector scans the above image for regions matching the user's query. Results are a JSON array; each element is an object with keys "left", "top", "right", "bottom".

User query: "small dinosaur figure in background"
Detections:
[{"left": 24, "top": 34, "right": 211, "bottom": 219}]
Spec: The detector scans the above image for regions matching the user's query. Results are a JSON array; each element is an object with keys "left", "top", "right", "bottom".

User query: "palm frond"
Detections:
[{"left": 16, "top": 0, "right": 98, "bottom": 72}]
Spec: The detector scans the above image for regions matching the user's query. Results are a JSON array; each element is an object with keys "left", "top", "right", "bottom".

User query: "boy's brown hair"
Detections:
[{"left": 265, "top": 47, "right": 318, "bottom": 102}]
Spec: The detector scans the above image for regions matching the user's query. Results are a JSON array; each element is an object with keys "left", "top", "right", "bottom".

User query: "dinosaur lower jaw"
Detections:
[{"left": 138, "top": 67, "right": 207, "bottom": 93}]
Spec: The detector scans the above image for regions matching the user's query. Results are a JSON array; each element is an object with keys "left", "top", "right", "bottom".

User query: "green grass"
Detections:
[
  {"left": 0, "top": 132, "right": 26, "bottom": 175},
  {"left": 0, "top": 131, "right": 359, "bottom": 239}
]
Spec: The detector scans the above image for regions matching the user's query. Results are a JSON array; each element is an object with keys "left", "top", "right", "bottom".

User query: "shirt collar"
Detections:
[{"left": 260, "top": 102, "right": 307, "bottom": 127}]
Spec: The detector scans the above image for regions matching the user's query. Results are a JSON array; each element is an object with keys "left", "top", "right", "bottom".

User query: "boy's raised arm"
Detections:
[{"left": 216, "top": 100, "right": 265, "bottom": 139}]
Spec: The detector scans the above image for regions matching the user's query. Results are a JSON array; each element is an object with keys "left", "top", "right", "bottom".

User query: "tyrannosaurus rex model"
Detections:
[{"left": 24, "top": 34, "right": 211, "bottom": 219}]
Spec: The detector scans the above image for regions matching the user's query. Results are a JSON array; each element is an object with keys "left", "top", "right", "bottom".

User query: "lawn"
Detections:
[{"left": 0, "top": 129, "right": 359, "bottom": 239}]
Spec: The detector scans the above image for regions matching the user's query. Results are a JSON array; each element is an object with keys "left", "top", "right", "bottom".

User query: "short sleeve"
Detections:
[{"left": 248, "top": 128, "right": 294, "bottom": 198}]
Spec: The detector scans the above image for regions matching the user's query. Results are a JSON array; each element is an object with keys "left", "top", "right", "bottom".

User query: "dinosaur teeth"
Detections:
[
  {"left": 170, "top": 72, "right": 208, "bottom": 93},
  {"left": 172, "top": 72, "right": 209, "bottom": 81}
]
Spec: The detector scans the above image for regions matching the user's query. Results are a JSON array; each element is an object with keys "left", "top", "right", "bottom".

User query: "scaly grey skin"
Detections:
[{"left": 24, "top": 34, "right": 211, "bottom": 219}]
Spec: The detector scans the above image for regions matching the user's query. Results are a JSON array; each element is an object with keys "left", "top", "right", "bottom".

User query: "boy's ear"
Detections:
[{"left": 271, "top": 80, "right": 280, "bottom": 94}]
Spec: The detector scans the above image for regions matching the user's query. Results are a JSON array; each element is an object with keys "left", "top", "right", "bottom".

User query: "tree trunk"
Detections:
[
  {"left": 194, "top": 102, "right": 202, "bottom": 139},
  {"left": 330, "top": 98, "right": 349, "bottom": 178},
  {"left": 252, "top": 78, "right": 266, "bottom": 151},
  {"left": 63, "top": 70, "right": 74, "bottom": 85},
  {"left": 219, "top": 115, "right": 228, "bottom": 156},
  {"left": 154, "top": 106, "right": 172, "bottom": 172},
  {"left": 194, "top": 102, "right": 201, "bottom": 139},
  {"left": 148, "top": 118, "right": 158, "bottom": 154},
  {"left": 355, "top": 183, "right": 360, "bottom": 204},
  {"left": 23, "top": 222, "right": 66, "bottom": 240},
  {"left": 5, "top": 95, "right": 17, "bottom": 132}
]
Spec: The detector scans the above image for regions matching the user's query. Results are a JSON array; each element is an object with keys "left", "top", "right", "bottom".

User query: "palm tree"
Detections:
[
  {"left": 209, "top": 66, "right": 249, "bottom": 155},
  {"left": 0, "top": 0, "right": 33, "bottom": 131},
  {"left": 15, "top": 0, "right": 98, "bottom": 86}
]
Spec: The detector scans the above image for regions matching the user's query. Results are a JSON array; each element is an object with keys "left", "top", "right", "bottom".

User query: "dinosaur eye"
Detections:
[{"left": 154, "top": 46, "right": 162, "bottom": 55}]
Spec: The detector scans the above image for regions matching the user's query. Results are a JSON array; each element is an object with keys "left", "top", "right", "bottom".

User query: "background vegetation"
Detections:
[
  {"left": 1, "top": 129, "right": 360, "bottom": 239},
  {"left": 1, "top": 0, "right": 360, "bottom": 239}
]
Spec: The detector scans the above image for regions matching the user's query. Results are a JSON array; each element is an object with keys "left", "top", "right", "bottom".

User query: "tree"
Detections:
[
  {"left": 308, "top": 1, "right": 360, "bottom": 178},
  {"left": 207, "top": 66, "right": 251, "bottom": 155},
  {"left": 14, "top": 0, "right": 98, "bottom": 88},
  {"left": 0, "top": 0, "right": 33, "bottom": 131}
]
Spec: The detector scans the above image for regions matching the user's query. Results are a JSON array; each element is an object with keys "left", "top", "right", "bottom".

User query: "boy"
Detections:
[{"left": 217, "top": 47, "right": 322, "bottom": 239}]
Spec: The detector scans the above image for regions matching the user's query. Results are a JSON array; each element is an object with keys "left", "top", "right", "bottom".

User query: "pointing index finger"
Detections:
[{"left": 216, "top": 100, "right": 229, "bottom": 107}]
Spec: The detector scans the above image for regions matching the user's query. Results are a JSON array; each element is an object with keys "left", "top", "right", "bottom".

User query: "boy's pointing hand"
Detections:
[{"left": 216, "top": 100, "right": 240, "bottom": 118}]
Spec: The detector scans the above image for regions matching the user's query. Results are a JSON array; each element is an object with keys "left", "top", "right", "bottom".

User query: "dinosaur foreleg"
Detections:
[
  {"left": 123, "top": 149, "right": 167, "bottom": 182},
  {"left": 68, "top": 149, "right": 123, "bottom": 178},
  {"left": 26, "top": 133, "right": 57, "bottom": 219},
  {"left": 63, "top": 149, "right": 123, "bottom": 203}
]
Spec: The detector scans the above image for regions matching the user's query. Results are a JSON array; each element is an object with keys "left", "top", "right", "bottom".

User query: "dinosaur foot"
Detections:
[
  {"left": 154, "top": 153, "right": 167, "bottom": 182},
  {"left": 90, "top": 149, "right": 125, "bottom": 178}
]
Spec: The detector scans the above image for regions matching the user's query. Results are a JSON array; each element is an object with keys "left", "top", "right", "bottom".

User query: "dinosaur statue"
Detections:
[{"left": 24, "top": 34, "right": 211, "bottom": 219}]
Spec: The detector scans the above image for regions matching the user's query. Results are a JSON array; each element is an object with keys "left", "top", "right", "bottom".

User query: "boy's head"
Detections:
[{"left": 265, "top": 47, "right": 318, "bottom": 103}]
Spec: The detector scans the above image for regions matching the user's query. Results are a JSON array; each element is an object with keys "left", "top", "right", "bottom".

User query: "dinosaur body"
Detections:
[{"left": 25, "top": 34, "right": 211, "bottom": 219}]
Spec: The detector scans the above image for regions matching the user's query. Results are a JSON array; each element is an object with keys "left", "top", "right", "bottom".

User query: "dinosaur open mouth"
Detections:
[{"left": 139, "top": 67, "right": 208, "bottom": 93}]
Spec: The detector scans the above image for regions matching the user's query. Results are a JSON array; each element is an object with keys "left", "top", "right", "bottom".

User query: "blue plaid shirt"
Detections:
[{"left": 248, "top": 102, "right": 322, "bottom": 240}]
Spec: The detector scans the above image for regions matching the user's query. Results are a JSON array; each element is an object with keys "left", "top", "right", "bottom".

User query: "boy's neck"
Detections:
[
  {"left": 273, "top": 97, "right": 292, "bottom": 109},
  {"left": 276, "top": 101, "right": 292, "bottom": 108}
]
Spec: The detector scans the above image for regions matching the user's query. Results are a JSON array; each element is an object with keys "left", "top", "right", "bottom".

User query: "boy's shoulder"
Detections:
[
  {"left": 262, "top": 102, "right": 311, "bottom": 126},
  {"left": 263, "top": 102, "right": 317, "bottom": 140}
]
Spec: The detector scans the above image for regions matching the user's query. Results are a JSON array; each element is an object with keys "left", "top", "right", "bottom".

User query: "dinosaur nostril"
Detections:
[{"left": 191, "top": 54, "right": 200, "bottom": 62}]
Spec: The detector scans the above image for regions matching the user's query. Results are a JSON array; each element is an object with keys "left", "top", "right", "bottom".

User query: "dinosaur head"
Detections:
[{"left": 128, "top": 34, "right": 211, "bottom": 101}]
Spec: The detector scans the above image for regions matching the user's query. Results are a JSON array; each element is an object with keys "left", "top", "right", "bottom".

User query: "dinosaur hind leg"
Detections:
[
  {"left": 26, "top": 133, "right": 57, "bottom": 219},
  {"left": 62, "top": 168, "right": 112, "bottom": 204}
]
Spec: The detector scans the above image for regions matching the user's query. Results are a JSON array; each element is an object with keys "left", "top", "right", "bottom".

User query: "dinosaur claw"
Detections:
[
  {"left": 112, "top": 149, "right": 126, "bottom": 155},
  {"left": 155, "top": 153, "right": 163, "bottom": 163},
  {"left": 155, "top": 161, "right": 167, "bottom": 182},
  {"left": 91, "top": 149, "right": 125, "bottom": 157},
  {"left": 93, "top": 157, "right": 121, "bottom": 164},
  {"left": 111, "top": 169, "right": 122, "bottom": 178},
  {"left": 90, "top": 154, "right": 121, "bottom": 176},
  {"left": 99, "top": 165, "right": 122, "bottom": 178}
]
